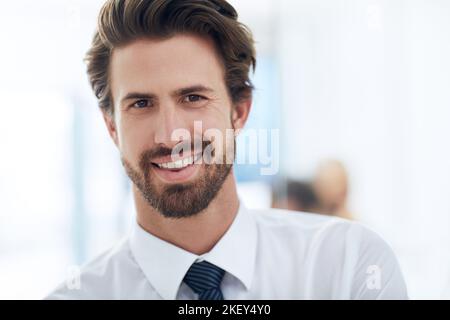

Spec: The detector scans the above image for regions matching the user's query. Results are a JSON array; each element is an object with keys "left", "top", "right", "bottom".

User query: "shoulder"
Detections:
[
  {"left": 248, "top": 207, "right": 356, "bottom": 242},
  {"left": 250, "top": 207, "right": 402, "bottom": 261},
  {"left": 248, "top": 207, "right": 391, "bottom": 248},
  {"left": 248, "top": 208, "right": 408, "bottom": 299},
  {"left": 44, "top": 237, "right": 141, "bottom": 300}
]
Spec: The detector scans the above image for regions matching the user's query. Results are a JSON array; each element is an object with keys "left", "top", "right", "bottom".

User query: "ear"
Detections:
[
  {"left": 102, "top": 110, "right": 119, "bottom": 148},
  {"left": 231, "top": 97, "right": 252, "bottom": 133}
]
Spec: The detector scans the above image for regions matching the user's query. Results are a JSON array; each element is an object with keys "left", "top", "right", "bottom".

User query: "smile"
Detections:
[
  {"left": 150, "top": 152, "right": 203, "bottom": 183},
  {"left": 153, "top": 153, "right": 202, "bottom": 170}
]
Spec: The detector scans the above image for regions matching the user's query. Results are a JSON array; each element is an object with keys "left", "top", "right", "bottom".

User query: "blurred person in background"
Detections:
[
  {"left": 271, "top": 178, "right": 319, "bottom": 213},
  {"left": 313, "top": 159, "right": 354, "bottom": 220}
]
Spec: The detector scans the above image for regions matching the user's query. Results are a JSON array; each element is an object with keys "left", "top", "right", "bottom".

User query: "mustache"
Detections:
[{"left": 139, "top": 140, "right": 212, "bottom": 167}]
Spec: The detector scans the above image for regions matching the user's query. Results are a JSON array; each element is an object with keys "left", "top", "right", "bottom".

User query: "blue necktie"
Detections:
[{"left": 183, "top": 260, "right": 225, "bottom": 300}]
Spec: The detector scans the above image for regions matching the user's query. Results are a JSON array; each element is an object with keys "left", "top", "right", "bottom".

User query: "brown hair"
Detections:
[{"left": 85, "top": 0, "right": 256, "bottom": 115}]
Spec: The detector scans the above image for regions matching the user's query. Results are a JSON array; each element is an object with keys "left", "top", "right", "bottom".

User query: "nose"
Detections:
[{"left": 153, "top": 102, "right": 185, "bottom": 148}]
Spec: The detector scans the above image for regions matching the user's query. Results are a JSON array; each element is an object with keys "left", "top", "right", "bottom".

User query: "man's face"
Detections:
[{"left": 106, "top": 34, "right": 247, "bottom": 218}]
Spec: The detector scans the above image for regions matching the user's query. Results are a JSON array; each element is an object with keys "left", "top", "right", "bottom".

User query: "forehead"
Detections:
[{"left": 110, "top": 34, "right": 226, "bottom": 99}]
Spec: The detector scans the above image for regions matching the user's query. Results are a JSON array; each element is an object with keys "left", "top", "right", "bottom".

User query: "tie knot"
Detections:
[{"left": 183, "top": 261, "right": 225, "bottom": 297}]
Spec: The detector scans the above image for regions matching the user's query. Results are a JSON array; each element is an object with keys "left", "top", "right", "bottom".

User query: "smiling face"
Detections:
[{"left": 104, "top": 34, "right": 250, "bottom": 218}]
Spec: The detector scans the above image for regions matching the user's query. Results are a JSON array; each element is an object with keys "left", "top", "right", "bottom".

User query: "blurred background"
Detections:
[{"left": 1, "top": 0, "right": 450, "bottom": 299}]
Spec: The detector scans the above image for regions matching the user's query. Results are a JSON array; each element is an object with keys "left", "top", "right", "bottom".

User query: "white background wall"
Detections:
[{"left": 268, "top": 0, "right": 450, "bottom": 298}]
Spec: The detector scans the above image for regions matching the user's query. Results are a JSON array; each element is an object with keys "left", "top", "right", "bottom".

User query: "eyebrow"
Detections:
[{"left": 120, "top": 85, "right": 215, "bottom": 106}]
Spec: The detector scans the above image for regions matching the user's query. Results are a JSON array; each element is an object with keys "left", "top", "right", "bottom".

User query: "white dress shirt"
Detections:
[{"left": 45, "top": 203, "right": 408, "bottom": 299}]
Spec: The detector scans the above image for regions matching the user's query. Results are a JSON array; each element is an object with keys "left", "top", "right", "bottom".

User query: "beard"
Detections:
[{"left": 122, "top": 139, "right": 234, "bottom": 219}]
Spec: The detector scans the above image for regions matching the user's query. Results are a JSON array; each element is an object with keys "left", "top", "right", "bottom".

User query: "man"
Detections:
[{"left": 46, "top": 0, "right": 407, "bottom": 299}]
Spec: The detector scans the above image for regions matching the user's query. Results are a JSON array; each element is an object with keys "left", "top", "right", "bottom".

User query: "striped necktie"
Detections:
[{"left": 183, "top": 260, "right": 225, "bottom": 300}]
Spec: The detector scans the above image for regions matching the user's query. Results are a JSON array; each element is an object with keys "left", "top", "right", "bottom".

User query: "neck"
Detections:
[{"left": 133, "top": 171, "right": 240, "bottom": 255}]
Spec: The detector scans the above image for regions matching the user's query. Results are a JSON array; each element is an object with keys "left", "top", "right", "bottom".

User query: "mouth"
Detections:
[
  {"left": 150, "top": 153, "right": 203, "bottom": 183},
  {"left": 152, "top": 152, "right": 202, "bottom": 169}
]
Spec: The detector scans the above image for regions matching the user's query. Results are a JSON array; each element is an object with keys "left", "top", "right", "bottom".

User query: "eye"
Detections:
[
  {"left": 131, "top": 99, "right": 149, "bottom": 109},
  {"left": 183, "top": 94, "right": 206, "bottom": 103}
]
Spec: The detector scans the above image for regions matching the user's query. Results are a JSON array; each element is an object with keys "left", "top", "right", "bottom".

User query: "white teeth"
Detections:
[
  {"left": 156, "top": 153, "right": 204, "bottom": 170},
  {"left": 157, "top": 155, "right": 195, "bottom": 170},
  {"left": 182, "top": 157, "right": 191, "bottom": 167},
  {"left": 167, "top": 162, "right": 176, "bottom": 169}
]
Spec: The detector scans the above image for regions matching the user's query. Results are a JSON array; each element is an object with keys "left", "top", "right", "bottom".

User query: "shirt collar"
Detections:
[{"left": 128, "top": 202, "right": 257, "bottom": 300}]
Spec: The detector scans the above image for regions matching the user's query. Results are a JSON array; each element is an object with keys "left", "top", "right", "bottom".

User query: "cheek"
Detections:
[
  {"left": 197, "top": 108, "right": 233, "bottom": 133},
  {"left": 190, "top": 98, "right": 232, "bottom": 128},
  {"left": 117, "top": 119, "right": 152, "bottom": 165},
  {"left": 202, "top": 120, "right": 235, "bottom": 161}
]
